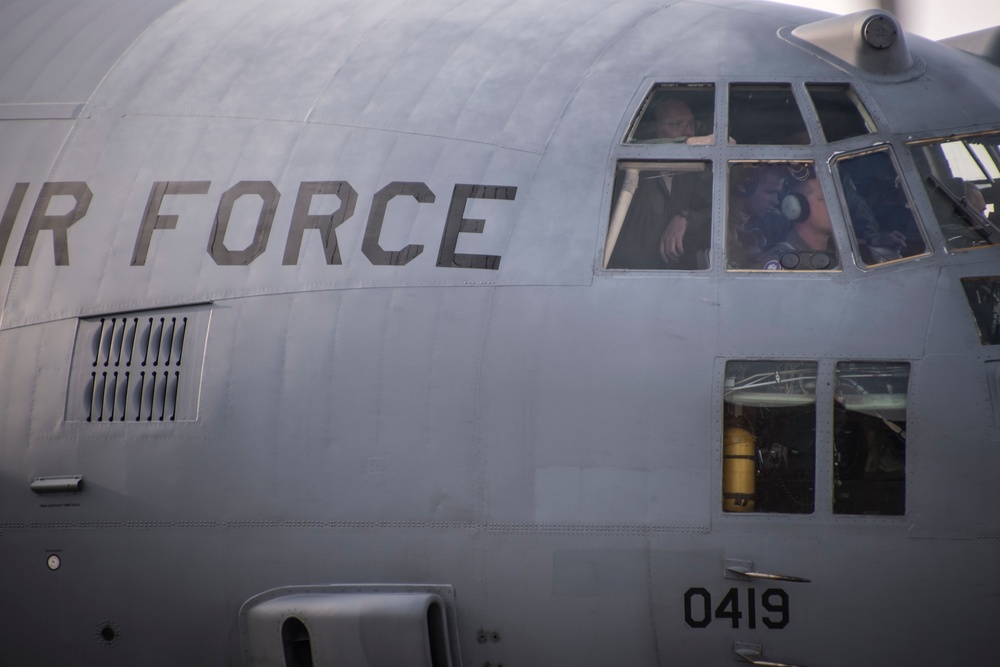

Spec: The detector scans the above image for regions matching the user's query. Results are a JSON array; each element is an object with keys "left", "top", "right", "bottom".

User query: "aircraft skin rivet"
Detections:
[
  {"left": 491, "top": 631, "right": 501, "bottom": 643},
  {"left": 477, "top": 630, "right": 488, "bottom": 643},
  {"left": 46, "top": 554, "right": 61, "bottom": 570}
]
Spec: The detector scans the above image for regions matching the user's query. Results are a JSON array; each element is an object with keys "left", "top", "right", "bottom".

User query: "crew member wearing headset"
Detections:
[{"left": 760, "top": 173, "right": 838, "bottom": 271}]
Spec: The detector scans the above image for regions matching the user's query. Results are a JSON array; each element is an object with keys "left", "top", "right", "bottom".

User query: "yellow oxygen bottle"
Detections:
[{"left": 723, "top": 427, "right": 756, "bottom": 512}]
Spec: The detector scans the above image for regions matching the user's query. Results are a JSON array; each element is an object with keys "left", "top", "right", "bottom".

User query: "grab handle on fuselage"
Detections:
[
  {"left": 734, "top": 642, "right": 809, "bottom": 667},
  {"left": 725, "top": 559, "right": 811, "bottom": 583}
]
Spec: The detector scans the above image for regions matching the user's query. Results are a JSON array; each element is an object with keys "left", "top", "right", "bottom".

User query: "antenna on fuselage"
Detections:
[{"left": 789, "top": 9, "right": 915, "bottom": 77}]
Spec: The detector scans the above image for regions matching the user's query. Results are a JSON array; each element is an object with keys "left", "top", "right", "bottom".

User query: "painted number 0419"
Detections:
[{"left": 683, "top": 587, "right": 789, "bottom": 629}]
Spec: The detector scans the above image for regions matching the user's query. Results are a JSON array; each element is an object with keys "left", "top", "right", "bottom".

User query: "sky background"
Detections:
[{"left": 772, "top": 0, "right": 1000, "bottom": 40}]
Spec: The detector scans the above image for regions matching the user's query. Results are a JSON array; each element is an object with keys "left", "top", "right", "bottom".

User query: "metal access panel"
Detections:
[
  {"left": 239, "top": 584, "right": 461, "bottom": 667},
  {"left": 64, "top": 305, "right": 212, "bottom": 422}
]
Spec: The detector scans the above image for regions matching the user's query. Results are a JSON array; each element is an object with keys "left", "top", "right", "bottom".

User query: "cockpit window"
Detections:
[
  {"left": 834, "top": 362, "right": 909, "bottom": 516},
  {"left": 806, "top": 83, "right": 875, "bottom": 142},
  {"left": 723, "top": 360, "right": 816, "bottom": 514},
  {"left": 908, "top": 133, "right": 1000, "bottom": 251},
  {"left": 834, "top": 149, "right": 928, "bottom": 266},
  {"left": 962, "top": 277, "right": 1000, "bottom": 345},
  {"left": 725, "top": 161, "right": 839, "bottom": 271},
  {"left": 723, "top": 359, "right": 908, "bottom": 516},
  {"left": 728, "top": 84, "right": 809, "bottom": 145},
  {"left": 625, "top": 84, "right": 715, "bottom": 145},
  {"left": 604, "top": 161, "right": 713, "bottom": 270}
]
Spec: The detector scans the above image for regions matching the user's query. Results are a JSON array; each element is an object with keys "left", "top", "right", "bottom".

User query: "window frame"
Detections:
[
  {"left": 602, "top": 78, "right": 904, "bottom": 276},
  {"left": 905, "top": 131, "right": 1000, "bottom": 254},
  {"left": 804, "top": 82, "right": 877, "bottom": 143},
  {"left": 622, "top": 82, "right": 719, "bottom": 146},
  {"left": 602, "top": 159, "right": 715, "bottom": 271},
  {"left": 831, "top": 146, "right": 932, "bottom": 269},
  {"left": 714, "top": 357, "right": 913, "bottom": 523},
  {"left": 727, "top": 82, "right": 812, "bottom": 146},
  {"left": 722, "top": 159, "right": 844, "bottom": 272}
]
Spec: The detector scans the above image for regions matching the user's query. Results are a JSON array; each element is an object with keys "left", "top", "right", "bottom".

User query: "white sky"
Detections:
[{"left": 771, "top": 0, "right": 1000, "bottom": 40}]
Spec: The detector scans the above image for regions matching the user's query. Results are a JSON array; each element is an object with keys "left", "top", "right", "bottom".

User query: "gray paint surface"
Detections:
[{"left": 1, "top": 0, "right": 999, "bottom": 665}]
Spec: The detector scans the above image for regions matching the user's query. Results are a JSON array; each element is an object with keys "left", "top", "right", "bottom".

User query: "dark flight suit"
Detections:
[{"left": 607, "top": 169, "right": 710, "bottom": 270}]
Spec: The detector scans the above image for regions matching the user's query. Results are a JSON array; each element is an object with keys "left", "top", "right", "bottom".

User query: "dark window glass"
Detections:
[
  {"left": 806, "top": 83, "right": 875, "bottom": 142},
  {"left": 961, "top": 277, "right": 1000, "bottom": 345},
  {"left": 908, "top": 133, "right": 1000, "bottom": 251},
  {"left": 729, "top": 84, "right": 809, "bottom": 145},
  {"left": 723, "top": 361, "right": 816, "bottom": 514},
  {"left": 605, "top": 161, "right": 713, "bottom": 270},
  {"left": 834, "top": 362, "right": 909, "bottom": 516},
  {"left": 835, "top": 149, "right": 928, "bottom": 265},
  {"left": 625, "top": 83, "right": 715, "bottom": 145}
]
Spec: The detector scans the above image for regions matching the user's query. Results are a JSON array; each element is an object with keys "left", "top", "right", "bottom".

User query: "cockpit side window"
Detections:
[
  {"left": 834, "top": 361, "right": 909, "bottom": 516},
  {"left": 961, "top": 277, "right": 1000, "bottom": 345},
  {"left": 723, "top": 360, "right": 816, "bottom": 514},
  {"left": 834, "top": 149, "right": 928, "bottom": 266},
  {"left": 624, "top": 84, "right": 715, "bottom": 145},
  {"left": 806, "top": 83, "right": 875, "bottom": 143},
  {"left": 723, "top": 359, "right": 909, "bottom": 517},
  {"left": 604, "top": 161, "right": 713, "bottom": 270},
  {"left": 728, "top": 84, "right": 810, "bottom": 145},
  {"left": 908, "top": 133, "right": 1000, "bottom": 251},
  {"left": 725, "top": 161, "right": 839, "bottom": 271}
]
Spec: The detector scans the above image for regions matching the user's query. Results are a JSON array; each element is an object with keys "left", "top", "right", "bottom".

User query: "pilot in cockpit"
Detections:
[
  {"left": 760, "top": 170, "right": 837, "bottom": 270},
  {"left": 724, "top": 164, "right": 790, "bottom": 268},
  {"left": 648, "top": 97, "right": 715, "bottom": 146},
  {"left": 965, "top": 181, "right": 987, "bottom": 218},
  {"left": 660, "top": 162, "right": 792, "bottom": 269},
  {"left": 837, "top": 153, "right": 911, "bottom": 263},
  {"left": 606, "top": 96, "right": 713, "bottom": 269}
]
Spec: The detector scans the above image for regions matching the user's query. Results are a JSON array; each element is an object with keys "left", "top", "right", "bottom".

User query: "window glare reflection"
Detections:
[
  {"left": 834, "top": 362, "right": 909, "bottom": 516},
  {"left": 908, "top": 133, "right": 1000, "bottom": 251}
]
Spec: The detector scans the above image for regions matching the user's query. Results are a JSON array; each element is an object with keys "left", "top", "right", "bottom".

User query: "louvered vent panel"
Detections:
[{"left": 67, "top": 307, "right": 211, "bottom": 423}]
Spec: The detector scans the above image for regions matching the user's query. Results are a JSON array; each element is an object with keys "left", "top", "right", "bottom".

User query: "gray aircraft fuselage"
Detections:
[{"left": 1, "top": 1, "right": 998, "bottom": 665}]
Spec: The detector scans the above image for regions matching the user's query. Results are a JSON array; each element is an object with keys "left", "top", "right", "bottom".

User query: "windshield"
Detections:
[{"left": 908, "top": 133, "right": 1000, "bottom": 251}]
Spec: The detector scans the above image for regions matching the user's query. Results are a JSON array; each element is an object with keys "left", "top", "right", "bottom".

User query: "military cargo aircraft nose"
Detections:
[{"left": 1, "top": 1, "right": 999, "bottom": 666}]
